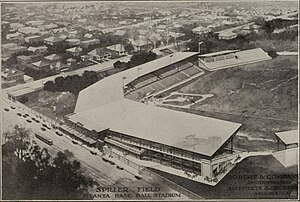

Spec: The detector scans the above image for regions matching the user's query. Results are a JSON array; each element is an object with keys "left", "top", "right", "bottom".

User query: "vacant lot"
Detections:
[{"left": 174, "top": 56, "right": 298, "bottom": 151}]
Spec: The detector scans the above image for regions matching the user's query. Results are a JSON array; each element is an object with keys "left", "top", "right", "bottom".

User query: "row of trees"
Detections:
[
  {"left": 2, "top": 125, "right": 95, "bottom": 200},
  {"left": 44, "top": 70, "right": 101, "bottom": 94},
  {"left": 113, "top": 50, "right": 157, "bottom": 70}
]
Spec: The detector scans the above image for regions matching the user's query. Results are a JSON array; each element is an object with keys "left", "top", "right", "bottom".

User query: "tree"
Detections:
[
  {"left": 124, "top": 43, "right": 134, "bottom": 53},
  {"left": 2, "top": 126, "right": 94, "bottom": 200}
]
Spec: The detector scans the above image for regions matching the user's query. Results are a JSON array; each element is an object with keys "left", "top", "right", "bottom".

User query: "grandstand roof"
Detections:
[
  {"left": 75, "top": 52, "right": 199, "bottom": 112},
  {"left": 275, "top": 130, "right": 298, "bottom": 145},
  {"left": 199, "top": 48, "right": 271, "bottom": 71},
  {"left": 199, "top": 50, "right": 239, "bottom": 57},
  {"left": 69, "top": 98, "right": 242, "bottom": 157}
]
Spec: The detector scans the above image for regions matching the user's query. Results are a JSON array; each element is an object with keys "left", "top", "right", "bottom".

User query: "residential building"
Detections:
[
  {"left": 24, "top": 35, "right": 43, "bottom": 44},
  {"left": 192, "top": 26, "right": 211, "bottom": 35},
  {"left": 88, "top": 48, "right": 112, "bottom": 60},
  {"left": 1, "top": 68, "right": 25, "bottom": 82},
  {"left": 6, "top": 32, "right": 23, "bottom": 41},
  {"left": 44, "top": 36, "right": 64, "bottom": 46},
  {"left": 27, "top": 46, "right": 48, "bottom": 54},
  {"left": 66, "top": 38, "right": 81, "bottom": 46},
  {"left": 66, "top": 47, "right": 83, "bottom": 57},
  {"left": 80, "top": 39, "right": 100, "bottom": 49},
  {"left": 106, "top": 44, "right": 127, "bottom": 57}
]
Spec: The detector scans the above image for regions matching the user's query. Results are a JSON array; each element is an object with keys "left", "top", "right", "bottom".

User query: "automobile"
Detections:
[
  {"left": 102, "top": 157, "right": 109, "bottom": 162},
  {"left": 4, "top": 108, "right": 9, "bottom": 111},
  {"left": 72, "top": 140, "right": 78, "bottom": 145},
  {"left": 55, "top": 131, "right": 63, "bottom": 136},
  {"left": 109, "top": 161, "right": 115, "bottom": 165},
  {"left": 41, "top": 127, "right": 46, "bottom": 131},
  {"left": 32, "top": 140, "right": 37, "bottom": 144},
  {"left": 90, "top": 151, "right": 97, "bottom": 155},
  {"left": 11, "top": 106, "right": 16, "bottom": 109},
  {"left": 23, "top": 114, "right": 27, "bottom": 118},
  {"left": 26, "top": 119, "right": 32, "bottom": 123},
  {"left": 116, "top": 165, "right": 124, "bottom": 170},
  {"left": 134, "top": 175, "right": 142, "bottom": 180},
  {"left": 17, "top": 113, "right": 22, "bottom": 116},
  {"left": 24, "top": 113, "right": 29, "bottom": 117},
  {"left": 42, "top": 124, "right": 51, "bottom": 129}
]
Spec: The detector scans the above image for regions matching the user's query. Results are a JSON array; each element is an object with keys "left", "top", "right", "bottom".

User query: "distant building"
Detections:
[
  {"left": 106, "top": 44, "right": 126, "bottom": 57},
  {"left": 66, "top": 38, "right": 81, "bottom": 46},
  {"left": 1, "top": 68, "right": 24, "bottom": 82},
  {"left": 88, "top": 48, "right": 112, "bottom": 60},
  {"left": 18, "top": 26, "right": 40, "bottom": 35},
  {"left": 27, "top": 46, "right": 48, "bottom": 54},
  {"left": 217, "top": 30, "right": 238, "bottom": 40},
  {"left": 80, "top": 39, "right": 100, "bottom": 49},
  {"left": 1, "top": 43, "right": 27, "bottom": 58},
  {"left": 66, "top": 47, "right": 83, "bottom": 57},
  {"left": 114, "top": 30, "right": 127, "bottom": 37},
  {"left": 44, "top": 36, "right": 65, "bottom": 46},
  {"left": 24, "top": 75, "right": 34, "bottom": 83},
  {"left": 66, "top": 58, "right": 77, "bottom": 66},
  {"left": 24, "top": 35, "right": 43, "bottom": 44},
  {"left": 192, "top": 26, "right": 211, "bottom": 35},
  {"left": 6, "top": 32, "right": 23, "bottom": 41}
]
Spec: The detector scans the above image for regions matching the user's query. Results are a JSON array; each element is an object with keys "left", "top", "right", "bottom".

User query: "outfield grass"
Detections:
[{"left": 172, "top": 56, "right": 298, "bottom": 151}]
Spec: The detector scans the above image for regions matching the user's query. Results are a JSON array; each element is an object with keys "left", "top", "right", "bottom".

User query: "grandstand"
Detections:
[
  {"left": 65, "top": 52, "right": 245, "bottom": 185},
  {"left": 198, "top": 48, "right": 272, "bottom": 71},
  {"left": 125, "top": 60, "right": 204, "bottom": 101}
]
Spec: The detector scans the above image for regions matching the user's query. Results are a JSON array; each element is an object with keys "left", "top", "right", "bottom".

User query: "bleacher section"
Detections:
[{"left": 125, "top": 62, "right": 203, "bottom": 100}]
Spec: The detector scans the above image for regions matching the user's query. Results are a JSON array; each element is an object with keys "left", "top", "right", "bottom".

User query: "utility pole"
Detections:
[{"left": 198, "top": 41, "right": 203, "bottom": 53}]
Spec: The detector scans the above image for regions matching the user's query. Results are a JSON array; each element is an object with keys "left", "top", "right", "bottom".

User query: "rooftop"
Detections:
[
  {"left": 275, "top": 130, "right": 298, "bottom": 145},
  {"left": 69, "top": 98, "right": 241, "bottom": 157}
]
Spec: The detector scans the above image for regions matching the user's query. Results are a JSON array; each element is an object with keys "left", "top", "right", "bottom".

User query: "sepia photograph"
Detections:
[{"left": 1, "top": 1, "right": 299, "bottom": 200}]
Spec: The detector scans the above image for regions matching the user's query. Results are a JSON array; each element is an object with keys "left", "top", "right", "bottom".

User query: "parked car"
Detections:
[
  {"left": 55, "top": 131, "right": 63, "bottom": 136},
  {"left": 11, "top": 106, "right": 16, "bottom": 109},
  {"left": 17, "top": 113, "right": 22, "bottom": 116},
  {"left": 26, "top": 119, "right": 32, "bottom": 123},
  {"left": 4, "top": 108, "right": 9, "bottom": 111},
  {"left": 41, "top": 127, "right": 46, "bottom": 131},
  {"left": 102, "top": 157, "right": 109, "bottom": 162},
  {"left": 42, "top": 124, "right": 51, "bottom": 129},
  {"left": 116, "top": 165, "right": 124, "bottom": 170},
  {"left": 72, "top": 140, "right": 78, "bottom": 145},
  {"left": 109, "top": 161, "right": 115, "bottom": 165},
  {"left": 90, "top": 151, "right": 97, "bottom": 155},
  {"left": 135, "top": 175, "right": 142, "bottom": 180}
]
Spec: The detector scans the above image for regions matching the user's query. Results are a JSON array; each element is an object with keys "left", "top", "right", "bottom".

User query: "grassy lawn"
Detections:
[
  {"left": 25, "top": 90, "right": 77, "bottom": 120},
  {"left": 171, "top": 56, "right": 298, "bottom": 152},
  {"left": 255, "top": 39, "right": 298, "bottom": 52}
]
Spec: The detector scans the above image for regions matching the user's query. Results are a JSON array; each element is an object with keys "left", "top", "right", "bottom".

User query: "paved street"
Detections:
[{"left": 2, "top": 98, "right": 188, "bottom": 200}]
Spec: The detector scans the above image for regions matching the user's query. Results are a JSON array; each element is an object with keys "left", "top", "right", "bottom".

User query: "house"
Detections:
[
  {"left": 24, "top": 75, "right": 34, "bottom": 83},
  {"left": 25, "top": 20, "right": 44, "bottom": 27},
  {"left": 156, "top": 24, "right": 167, "bottom": 33},
  {"left": 66, "top": 38, "right": 81, "bottom": 46},
  {"left": 84, "top": 33, "right": 93, "bottom": 39},
  {"left": 66, "top": 58, "right": 77, "bottom": 66},
  {"left": 18, "top": 26, "right": 40, "bottom": 35},
  {"left": 44, "top": 36, "right": 64, "bottom": 46},
  {"left": 27, "top": 46, "right": 48, "bottom": 53},
  {"left": 88, "top": 48, "right": 112, "bottom": 60},
  {"left": 2, "top": 21, "right": 10, "bottom": 30},
  {"left": 44, "top": 23, "right": 58, "bottom": 30},
  {"left": 24, "top": 35, "right": 43, "bottom": 44},
  {"left": 217, "top": 30, "right": 238, "bottom": 40},
  {"left": 44, "top": 54, "right": 61, "bottom": 62},
  {"left": 1, "top": 68, "right": 25, "bottom": 82},
  {"left": 6, "top": 32, "right": 23, "bottom": 41},
  {"left": 1, "top": 43, "right": 27, "bottom": 58},
  {"left": 66, "top": 47, "right": 83, "bottom": 57},
  {"left": 31, "top": 60, "right": 50, "bottom": 71},
  {"left": 192, "top": 26, "right": 211, "bottom": 35},
  {"left": 106, "top": 44, "right": 126, "bottom": 57},
  {"left": 80, "top": 39, "right": 100, "bottom": 49},
  {"left": 10, "top": 22, "right": 25, "bottom": 29},
  {"left": 50, "top": 27, "right": 68, "bottom": 34},
  {"left": 114, "top": 30, "right": 128, "bottom": 37},
  {"left": 129, "top": 38, "right": 153, "bottom": 52},
  {"left": 68, "top": 30, "right": 84, "bottom": 39},
  {"left": 17, "top": 55, "right": 34, "bottom": 65}
]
